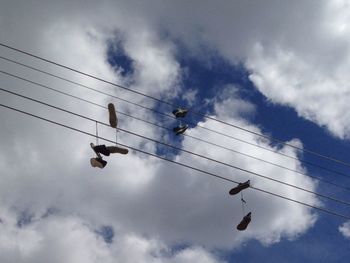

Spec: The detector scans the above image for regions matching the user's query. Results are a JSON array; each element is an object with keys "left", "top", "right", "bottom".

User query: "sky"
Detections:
[{"left": 1, "top": 0, "right": 350, "bottom": 262}]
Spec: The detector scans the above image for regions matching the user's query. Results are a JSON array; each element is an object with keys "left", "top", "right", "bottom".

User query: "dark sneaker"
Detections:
[
  {"left": 90, "top": 143, "right": 102, "bottom": 158},
  {"left": 229, "top": 180, "right": 250, "bottom": 195},
  {"left": 172, "top": 108, "right": 188, "bottom": 118},
  {"left": 173, "top": 124, "right": 188, "bottom": 135},
  {"left": 236, "top": 212, "right": 251, "bottom": 231}
]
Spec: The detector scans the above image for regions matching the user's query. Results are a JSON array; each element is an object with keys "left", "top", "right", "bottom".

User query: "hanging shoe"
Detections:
[
  {"left": 108, "top": 103, "right": 118, "bottom": 128},
  {"left": 229, "top": 180, "right": 250, "bottom": 195},
  {"left": 90, "top": 143, "right": 102, "bottom": 158},
  {"left": 172, "top": 108, "right": 188, "bottom": 118},
  {"left": 90, "top": 157, "right": 107, "bottom": 168},
  {"left": 236, "top": 212, "right": 251, "bottom": 231},
  {"left": 91, "top": 144, "right": 111, "bottom": 156},
  {"left": 173, "top": 124, "right": 188, "bottom": 135},
  {"left": 108, "top": 146, "right": 129, "bottom": 155}
]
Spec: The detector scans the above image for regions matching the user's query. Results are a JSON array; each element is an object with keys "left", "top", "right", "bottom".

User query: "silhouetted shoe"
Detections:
[
  {"left": 173, "top": 124, "right": 188, "bottom": 135},
  {"left": 91, "top": 143, "right": 111, "bottom": 156},
  {"left": 90, "top": 157, "right": 107, "bottom": 168},
  {"left": 108, "top": 146, "right": 129, "bottom": 155},
  {"left": 229, "top": 180, "right": 250, "bottom": 195},
  {"left": 108, "top": 103, "right": 118, "bottom": 128},
  {"left": 172, "top": 108, "right": 188, "bottom": 118},
  {"left": 236, "top": 212, "right": 251, "bottom": 231}
]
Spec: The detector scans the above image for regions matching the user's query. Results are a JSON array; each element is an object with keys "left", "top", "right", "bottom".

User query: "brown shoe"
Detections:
[
  {"left": 108, "top": 103, "right": 118, "bottom": 128},
  {"left": 229, "top": 180, "right": 250, "bottom": 195},
  {"left": 236, "top": 212, "right": 251, "bottom": 231},
  {"left": 90, "top": 158, "right": 107, "bottom": 168}
]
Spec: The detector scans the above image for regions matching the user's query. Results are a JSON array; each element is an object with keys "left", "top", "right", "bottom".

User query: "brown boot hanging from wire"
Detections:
[
  {"left": 108, "top": 103, "right": 118, "bottom": 128},
  {"left": 229, "top": 180, "right": 250, "bottom": 195},
  {"left": 107, "top": 102, "right": 128, "bottom": 154},
  {"left": 90, "top": 105, "right": 128, "bottom": 169},
  {"left": 229, "top": 180, "right": 252, "bottom": 231},
  {"left": 237, "top": 212, "right": 252, "bottom": 231},
  {"left": 90, "top": 142, "right": 129, "bottom": 169},
  {"left": 90, "top": 142, "right": 107, "bottom": 169},
  {"left": 90, "top": 157, "right": 108, "bottom": 168},
  {"left": 91, "top": 143, "right": 129, "bottom": 156}
]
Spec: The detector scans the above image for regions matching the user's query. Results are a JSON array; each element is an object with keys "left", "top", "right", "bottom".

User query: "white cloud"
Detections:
[
  {"left": 181, "top": 88, "right": 198, "bottom": 105},
  {"left": 4, "top": 0, "right": 350, "bottom": 138},
  {"left": 0, "top": 0, "right": 328, "bottom": 261},
  {"left": 339, "top": 221, "right": 350, "bottom": 239},
  {"left": 114, "top": 0, "right": 350, "bottom": 138},
  {"left": 0, "top": 86, "right": 319, "bottom": 250},
  {"left": 171, "top": 105, "right": 318, "bottom": 247},
  {"left": 213, "top": 85, "right": 256, "bottom": 120},
  {"left": 246, "top": 39, "right": 350, "bottom": 138},
  {"left": 0, "top": 208, "right": 224, "bottom": 263}
]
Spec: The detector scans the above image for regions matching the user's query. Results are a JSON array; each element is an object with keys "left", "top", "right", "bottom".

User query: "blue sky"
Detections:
[
  {"left": 175, "top": 51, "right": 350, "bottom": 263},
  {"left": 106, "top": 39, "right": 350, "bottom": 262},
  {"left": 1, "top": 1, "right": 350, "bottom": 262}
]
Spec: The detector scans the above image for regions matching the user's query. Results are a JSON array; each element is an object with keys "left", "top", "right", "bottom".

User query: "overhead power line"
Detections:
[
  {"left": 1, "top": 87, "right": 350, "bottom": 207},
  {"left": 0, "top": 102, "right": 349, "bottom": 220},
  {"left": 1, "top": 43, "right": 350, "bottom": 169},
  {"left": 0, "top": 58, "right": 305, "bottom": 163},
  {"left": 2, "top": 69, "right": 350, "bottom": 183}
]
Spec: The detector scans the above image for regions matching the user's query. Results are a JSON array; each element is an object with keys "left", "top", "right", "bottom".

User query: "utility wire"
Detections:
[
  {"left": 0, "top": 59, "right": 301, "bottom": 161},
  {"left": 1, "top": 43, "right": 350, "bottom": 169},
  {"left": 2, "top": 87, "right": 350, "bottom": 207},
  {"left": 2, "top": 86, "right": 348, "bottom": 193},
  {"left": 2, "top": 69, "right": 350, "bottom": 184},
  {"left": 0, "top": 102, "right": 350, "bottom": 220},
  {"left": 2, "top": 54, "right": 349, "bottom": 171},
  {"left": 2, "top": 64, "right": 350, "bottom": 182}
]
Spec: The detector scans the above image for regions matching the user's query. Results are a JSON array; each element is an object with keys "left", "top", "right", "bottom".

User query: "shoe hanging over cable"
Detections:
[
  {"left": 172, "top": 108, "right": 188, "bottom": 118},
  {"left": 90, "top": 142, "right": 107, "bottom": 169},
  {"left": 236, "top": 212, "right": 252, "bottom": 231},
  {"left": 108, "top": 102, "right": 121, "bottom": 145},
  {"left": 173, "top": 124, "right": 188, "bottom": 135},
  {"left": 91, "top": 143, "right": 128, "bottom": 156},
  {"left": 229, "top": 180, "right": 250, "bottom": 195},
  {"left": 108, "top": 103, "right": 118, "bottom": 128},
  {"left": 90, "top": 157, "right": 108, "bottom": 168},
  {"left": 90, "top": 143, "right": 129, "bottom": 169}
]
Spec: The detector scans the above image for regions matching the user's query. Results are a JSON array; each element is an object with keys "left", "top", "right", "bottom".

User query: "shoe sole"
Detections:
[
  {"left": 108, "top": 103, "right": 118, "bottom": 128},
  {"left": 108, "top": 146, "right": 129, "bottom": 155}
]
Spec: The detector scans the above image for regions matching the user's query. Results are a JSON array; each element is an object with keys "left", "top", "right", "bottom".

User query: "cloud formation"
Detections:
[
  {"left": 0, "top": 208, "right": 224, "bottom": 263},
  {"left": 0, "top": 0, "right": 331, "bottom": 261},
  {"left": 111, "top": 0, "right": 350, "bottom": 138},
  {"left": 4, "top": 0, "right": 350, "bottom": 137},
  {"left": 339, "top": 221, "right": 350, "bottom": 239}
]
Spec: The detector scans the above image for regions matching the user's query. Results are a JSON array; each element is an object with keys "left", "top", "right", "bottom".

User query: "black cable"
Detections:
[
  {"left": 0, "top": 61, "right": 301, "bottom": 161},
  {"left": 2, "top": 69, "right": 350, "bottom": 184},
  {"left": 2, "top": 87, "right": 350, "bottom": 207},
  {"left": 0, "top": 102, "right": 349, "bottom": 220},
  {"left": 1, "top": 44, "right": 350, "bottom": 169}
]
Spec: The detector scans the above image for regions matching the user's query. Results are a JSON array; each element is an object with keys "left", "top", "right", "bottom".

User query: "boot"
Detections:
[
  {"left": 229, "top": 180, "right": 250, "bottom": 195},
  {"left": 90, "top": 157, "right": 107, "bottom": 168},
  {"left": 236, "top": 212, "right": 251, "bottom": 231},
  {"left": 108, "top": 146, "right": 129, "bottom": 155},
  {"left": 108, "top": 103, "right": 118, "bottom": 128}
]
